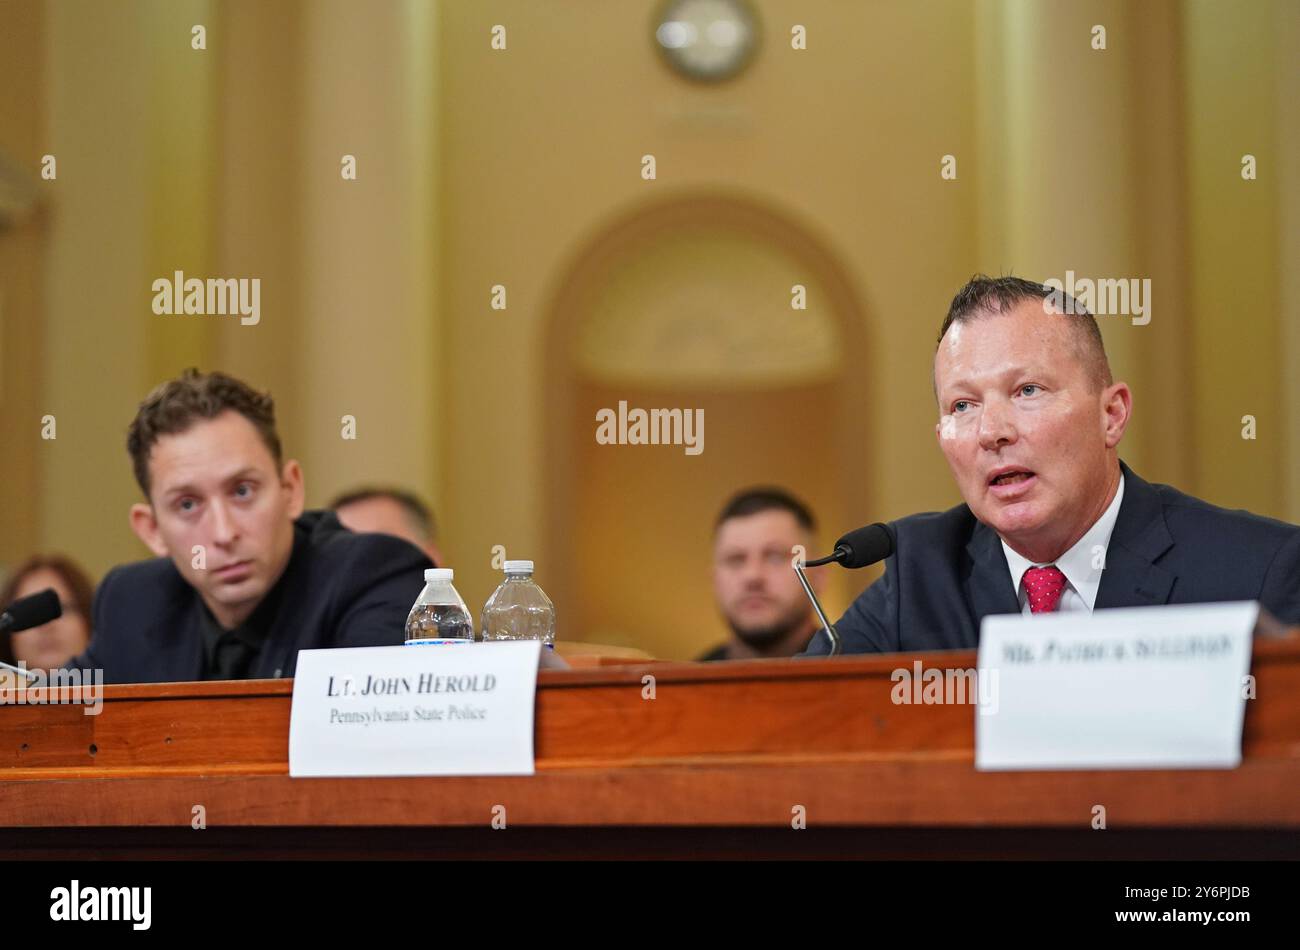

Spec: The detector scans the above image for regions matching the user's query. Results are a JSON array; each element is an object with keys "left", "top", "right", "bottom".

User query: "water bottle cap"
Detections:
[
  {"left": 503, "top": 560, "right": 534, "bottom": 574},
  {"left": 425, "top": 568, "right": 453, "bottom": 582}
]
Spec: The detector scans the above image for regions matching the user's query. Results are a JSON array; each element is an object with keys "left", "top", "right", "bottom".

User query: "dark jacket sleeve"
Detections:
[
  {"left": 330, "top": 535, "right": 434, "bottom": 648},
  {"left": 802, "top": 556, "right": 899, "bottom": 656},
  {"left": 63, "top": 565, "right": 118, "bottom": 673},
  {"left": 1259, "top": 529, "right": 1300, "bottom": 625}
]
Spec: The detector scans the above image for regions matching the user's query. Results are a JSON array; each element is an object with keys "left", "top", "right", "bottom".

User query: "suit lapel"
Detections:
[
  {"left": 1094, "top": 462, "right": 1177, "bottom": 608},
  {"left": 254, "top": 590, "right": 304, "bottom": 680},
  {"left": 252, "top": 524, "right": 312, "bottom": 679},
  {"left": 965, "top": 520, "right": 1021, "bottom": 620},
  {"left": 963, "top": 462, "right": 1177, "bottom": 619},
  {"left": 155, "top": 579, "right": 205, "bottom": 682}
]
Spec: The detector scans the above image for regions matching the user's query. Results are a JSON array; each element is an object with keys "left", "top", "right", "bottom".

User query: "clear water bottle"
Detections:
[
  {"left": 481, "top": 560, "right": 556, "bottom": 649},
  {"left": 404, "top": 568, "right": 474, "bottom": 645}
]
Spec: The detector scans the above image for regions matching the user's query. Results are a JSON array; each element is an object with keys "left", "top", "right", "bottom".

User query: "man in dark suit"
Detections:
[
  {"left": 66, "top": 370, "right": 432, "bottom": 683},
  {"left": 805, "top": 276, "right": 1300, "bottom": 655}
]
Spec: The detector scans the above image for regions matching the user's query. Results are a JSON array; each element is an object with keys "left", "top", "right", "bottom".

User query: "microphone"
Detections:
[
  {"left": 0, "top": 588, "right": 62, "bottom": 682},
  {"left": 803, "top": 523, "right": 895, "bottom": 569},
  {"left": 795, "top": 523, "right": 895, "bottom": 656},
  {"left": 0, "top": 588, "right": 62, "bottom": 635}
]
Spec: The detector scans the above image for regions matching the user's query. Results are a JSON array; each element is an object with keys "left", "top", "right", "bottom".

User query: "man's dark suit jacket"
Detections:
[
  {"left": 67, "top": 510, "right": 432, "bottom": 683},
  {"left": 803, "top": 462, "right": 1300, "bottom": 656}
]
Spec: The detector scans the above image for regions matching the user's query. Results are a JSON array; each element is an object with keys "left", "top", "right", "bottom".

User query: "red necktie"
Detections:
[{"left": 1023, "top": 565, "right": 1067, "bottom": 613}]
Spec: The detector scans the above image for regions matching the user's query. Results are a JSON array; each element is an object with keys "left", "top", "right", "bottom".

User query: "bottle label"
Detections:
[{"left": 405, "top": 638, "right": 474, "bottom": 646}]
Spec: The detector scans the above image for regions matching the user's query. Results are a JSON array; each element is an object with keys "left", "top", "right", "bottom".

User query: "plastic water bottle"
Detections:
[
  {"left": 404, "top": 568, "right": 474, "bottom": 645},
  {"left": 481, "top": 560, "right": 556, "bottom": 649}
]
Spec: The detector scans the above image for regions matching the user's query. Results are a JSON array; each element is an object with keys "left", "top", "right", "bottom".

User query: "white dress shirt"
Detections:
[{"left": 1000, "top": 473, "right": 1126, "bottom": 614}]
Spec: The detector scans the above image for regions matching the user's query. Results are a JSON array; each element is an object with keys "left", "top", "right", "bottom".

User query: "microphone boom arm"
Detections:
[
  {"left": 794, "top": 561, "right": 840, "bottom": 656},
  {"left": 0, "top": 660, "right": 39, "bottom": 682}
]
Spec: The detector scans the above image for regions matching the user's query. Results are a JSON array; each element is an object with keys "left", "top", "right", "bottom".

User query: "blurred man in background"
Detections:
[
  {"left": 331, "top": 486, "right": 442, "bottom": 566},
  {"left": 701, "top": 487, "right": 826, "bottom": 661}
]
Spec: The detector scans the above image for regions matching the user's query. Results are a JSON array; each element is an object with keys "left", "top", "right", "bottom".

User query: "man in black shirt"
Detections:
[
  {"left": 66, "top": 370, "right": 431, "bottom": 684},
  {"left": 698, "top": 488, "right": 827, "bottom": 662}
]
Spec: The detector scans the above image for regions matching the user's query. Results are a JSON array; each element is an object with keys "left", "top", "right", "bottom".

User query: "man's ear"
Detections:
[
  {"left": 282, "top": 459, "right": 306, "bottom": 519},
  {"left": 129, "top": 503, "right": 169, "bottom": 557},
  {"left": 1102, "top": 382, "right": 1133, "bottom": 448}
]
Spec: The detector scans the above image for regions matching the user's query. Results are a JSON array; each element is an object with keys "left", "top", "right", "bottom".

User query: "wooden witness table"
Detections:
[{"left": 2, "top": 643, "right": 1299, "bottom": 859}]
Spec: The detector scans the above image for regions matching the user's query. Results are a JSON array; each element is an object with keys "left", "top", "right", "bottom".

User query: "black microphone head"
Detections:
[
  {"left": 834, "top": 523, "right": 895, "bottom": 569},
  {"left": 1, "top": 588, "right": 62, "bottom": 634}
]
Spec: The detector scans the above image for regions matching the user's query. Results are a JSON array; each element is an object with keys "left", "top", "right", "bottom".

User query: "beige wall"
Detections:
[
  {"left": 39, "top": 0, "right": 165, "bottom": 572},
  {"left": 0, "top": 0, "right": 1295, "bottom": 658},
  {"left": 19, "top": 0, "right": 441, "bottom": 579},
  {"left": 0, "top": 0, "right": 45, "bottom": 567},
  {"left": 1185, "top": 0, "right": 1291, "bottom": 511},
  {"left": 439, "top": 0, "right": 979, "bottom": 634}
]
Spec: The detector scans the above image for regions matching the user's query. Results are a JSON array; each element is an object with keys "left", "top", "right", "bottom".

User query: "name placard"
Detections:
[
  {"left": 288, "top": 641, "right": 541, "bottom": 777},
  {"left": 975, "top": 601, "right": 1257, "bottom": 771}
]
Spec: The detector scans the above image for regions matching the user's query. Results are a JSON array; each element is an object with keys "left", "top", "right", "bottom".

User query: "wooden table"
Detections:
[{"left": 3, "top": 643, "right": 1299, "bottom": 858}]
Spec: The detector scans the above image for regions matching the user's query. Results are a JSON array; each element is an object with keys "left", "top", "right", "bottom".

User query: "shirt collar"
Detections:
[{"left": 1000, "top": 472, "right": 1125, "bottom": 610}]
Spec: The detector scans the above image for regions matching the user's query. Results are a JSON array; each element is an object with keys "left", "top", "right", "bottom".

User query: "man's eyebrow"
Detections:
[
  {"left": 160, "top": 467, "right": 262, "bottom": 499},
  {"left": 161, "top": 482, "right": 200, "bottom": 501},
  {"left": 938, "top": 366, "right": 1037, "bottom": 394},
  {"left": 935, "top": 376, "right": 977, "bottom": 402}
]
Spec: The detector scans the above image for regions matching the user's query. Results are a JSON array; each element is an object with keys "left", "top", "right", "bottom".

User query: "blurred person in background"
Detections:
[
  {"left": 701, "top": 487, "right": 827, "bottom": 661},
  {"left": 0, "top": 555, "right": 94, "bottom": 674},
  {"left": 330, "top": 486, "right": 442, "bottom": 566}
]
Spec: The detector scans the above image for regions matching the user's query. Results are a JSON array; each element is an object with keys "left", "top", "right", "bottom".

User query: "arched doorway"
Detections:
[{"left": 543, "top": 192, "right": 874, "bottom": 659}]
